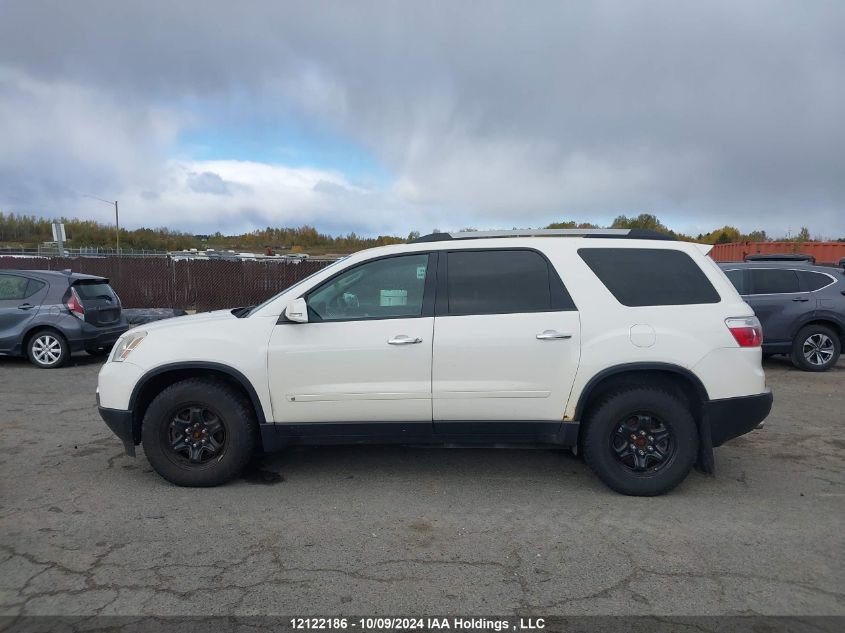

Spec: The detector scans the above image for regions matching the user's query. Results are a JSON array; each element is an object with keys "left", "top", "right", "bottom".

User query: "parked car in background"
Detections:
[
  {"left": 98, "top": 229, "right": 772, "bottom": 496},
  {"left": 0, "top": 270, "right": 128, "bottom": 368},
  {"left": 719, "top": 262, "right": 844, "bottom": 371}
]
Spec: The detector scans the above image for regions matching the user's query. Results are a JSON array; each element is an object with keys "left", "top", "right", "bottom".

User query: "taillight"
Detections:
[
  {"left": 726, "top": 316, "right": 763, "bottom": 347},
  {"left": 66, "top": 287, "right": 85, "bottom": 320}
]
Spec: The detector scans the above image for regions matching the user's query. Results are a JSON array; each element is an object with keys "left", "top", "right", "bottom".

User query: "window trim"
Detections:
[
  {"left": 296, "top": 251, "right": 438, "bottom": 323},
  {"left": 435, "top": 247, "right": 577, "bottom": 317}
]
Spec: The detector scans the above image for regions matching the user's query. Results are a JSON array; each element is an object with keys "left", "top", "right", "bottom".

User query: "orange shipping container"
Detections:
[{"left": 709, "top": 241, "right": 845, "bottom": 265}]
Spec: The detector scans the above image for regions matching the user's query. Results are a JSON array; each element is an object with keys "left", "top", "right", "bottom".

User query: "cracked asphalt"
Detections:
[{"left": 0, "top": 354, "right": 843, "bottom": 616}]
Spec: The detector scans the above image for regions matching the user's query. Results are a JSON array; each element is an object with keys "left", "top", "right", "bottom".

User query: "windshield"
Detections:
[{"left": 244, "top": 257, "right": 349, "bottom": 316}]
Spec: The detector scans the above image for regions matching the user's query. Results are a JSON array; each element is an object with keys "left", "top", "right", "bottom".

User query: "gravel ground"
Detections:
[{"left": 0, "top": 353, "right": 843, "bottom": 617}]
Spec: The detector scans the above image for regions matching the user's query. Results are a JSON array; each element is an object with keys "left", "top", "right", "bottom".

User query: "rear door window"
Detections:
[
  {"left": 578, "top": 248, "right": 720, "bottom": 306},
  {"left": 0, "top": 274, "right": 30, "bottom": 300},
  {"left": 724, "top": 269, "right": 747, "bottom": 295},
  {"left": 749, "top": 269, "right": 800, "bottom": 295},
  {"left": 445, "top": 249, "right": 570, "bottom": 315}
]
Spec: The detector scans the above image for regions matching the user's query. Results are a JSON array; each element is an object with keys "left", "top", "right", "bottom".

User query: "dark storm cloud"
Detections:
[{"left": 0, "top": 0, "right": 843, "bottom": 236}]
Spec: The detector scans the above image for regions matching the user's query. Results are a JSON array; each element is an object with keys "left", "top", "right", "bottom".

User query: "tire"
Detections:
[
  {"left": 582, "top": 387, "right": 699, "bottom": 496},
  {"left": 141, "top": 378, "right": 259, "bottom": 487},
  {"left": 27, "top": 330, "right": 69, "bottom": 368},
  {"left": 790, "top": 325, "right": 840, "bottom": 372}
]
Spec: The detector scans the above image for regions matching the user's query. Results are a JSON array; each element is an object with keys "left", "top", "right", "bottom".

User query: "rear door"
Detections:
[
  {"left": 745, "top": 268, "right": 808, "bottom": 345},
  {"left": 0, "top": 274, "right": 48, "bottom": 351},
  {"left": 432, "top": 249, "right": 581, "bottom": 434},
  {"left": 72, "top": 279, "right": 122, "bottom": 326}
]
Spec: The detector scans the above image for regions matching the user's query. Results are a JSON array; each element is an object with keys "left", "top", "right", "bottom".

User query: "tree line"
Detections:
[{"left": 0, "top": 211, "right": 840, "bottom": 254}]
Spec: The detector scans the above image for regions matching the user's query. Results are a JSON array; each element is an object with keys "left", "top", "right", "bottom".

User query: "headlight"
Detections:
[{"left": 111, "top": 331, "right": 147, "bottom": 362}]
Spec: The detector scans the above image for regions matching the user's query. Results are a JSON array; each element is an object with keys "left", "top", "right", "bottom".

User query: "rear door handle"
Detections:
[
  {"left": 791, "top": 297, "right": 809, "bottom": 302},
  {"left": 18, "top": 303, "right": 34, "bottom": 310},
  {"left": 388, "top": 335, "right": 423, "bottom": 345},
  {"left": 536, "top": 330, "right": 573, "bottom": 340}
]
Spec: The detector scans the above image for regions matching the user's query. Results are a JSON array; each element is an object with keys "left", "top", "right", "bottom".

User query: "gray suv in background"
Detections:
[
  {"left": 0, "top": 269, "right": 128, "bottom": 368},
  {"left": 719, "top": 262, "right": 845, "bottom": 371}
]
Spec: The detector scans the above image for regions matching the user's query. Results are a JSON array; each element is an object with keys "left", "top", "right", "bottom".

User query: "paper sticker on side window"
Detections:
[{"left": 416, "top": 266, "right": 426, "bottom": 280}]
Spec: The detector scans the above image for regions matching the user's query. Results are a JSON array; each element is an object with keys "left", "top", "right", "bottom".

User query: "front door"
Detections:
[
  {"left": 267, "top": 252, "right": 436, "bottom": 426},
  {"left": 432, "top": 249, "right": 581, "bottom": 433}
]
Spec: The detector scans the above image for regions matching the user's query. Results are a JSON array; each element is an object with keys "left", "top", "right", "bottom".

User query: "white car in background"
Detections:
[{"left": 97, "top": 229, "right": 772, "bottom": 495}]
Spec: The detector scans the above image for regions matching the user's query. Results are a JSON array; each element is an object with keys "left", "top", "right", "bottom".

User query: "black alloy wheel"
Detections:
[
  {"left": 166, "top": 405, "right": 227, "bottom": 465},
  {"left": 610, "top": 413, "right": 675, "bottom": 473}
]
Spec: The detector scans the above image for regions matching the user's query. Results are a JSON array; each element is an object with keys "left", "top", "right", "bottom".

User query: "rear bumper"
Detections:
[
  {"left": 705, "top": 389, "right": 773, "bottom": 447},
  {"left": 69, "top": 322, "right": 129, "bottom": 352},
  {"left": 98, "top": 405, "right": 136, "bottom": 456}
]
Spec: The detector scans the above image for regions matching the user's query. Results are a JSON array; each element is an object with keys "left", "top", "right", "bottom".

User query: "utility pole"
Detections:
[
  {"left": 114, "top": 200, "right": 120, "bottom": 256},
  {"left": 81, "top": 194, "right": 120, "bottom": 255}
]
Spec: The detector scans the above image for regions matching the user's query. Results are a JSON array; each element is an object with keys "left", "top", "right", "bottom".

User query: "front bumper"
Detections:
[
  {"left": 705, "top": 389, "right": 773, "bottom": 447},
  {"left": 98, "top": 405, "right": 136, "bottom": 456}
]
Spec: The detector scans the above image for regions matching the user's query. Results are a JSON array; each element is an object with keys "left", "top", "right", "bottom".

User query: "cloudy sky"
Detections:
[{"left": 1, "top": 0, "right": 843, "bottom": 238}]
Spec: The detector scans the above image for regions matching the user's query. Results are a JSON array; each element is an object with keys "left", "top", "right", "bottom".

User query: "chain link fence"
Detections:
[{"left": 0, "top": 256, "right": 335, "bottom": 311}]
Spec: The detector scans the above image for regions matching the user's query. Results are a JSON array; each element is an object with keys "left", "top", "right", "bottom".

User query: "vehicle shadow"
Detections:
[{"left": 0, "top": 352, "right": 105, "bottom": 369}]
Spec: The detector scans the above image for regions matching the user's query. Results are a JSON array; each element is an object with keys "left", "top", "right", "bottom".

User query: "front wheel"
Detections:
[
  {"left": 791, "top": 325, "right": 840, "bottom": 372},
  {"left": 141, "top": 378, "right": 259, "bottom": 486},
  {"left": 582, "top": 387, "right": 699, "bottom": 496}
]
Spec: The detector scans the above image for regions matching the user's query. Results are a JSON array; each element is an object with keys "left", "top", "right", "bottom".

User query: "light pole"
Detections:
[{"left": 82, "top": 195, "right": 120, "bottom": 256}]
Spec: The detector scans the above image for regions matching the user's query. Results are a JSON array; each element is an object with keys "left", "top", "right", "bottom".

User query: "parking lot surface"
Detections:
[{"left": 1, "top": 354, "right": 843, "bottom": 616}]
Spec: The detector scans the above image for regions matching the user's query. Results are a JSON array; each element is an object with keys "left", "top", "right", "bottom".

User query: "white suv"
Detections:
[{"left": 97, "top": 229, "right": 772, "bottom": 495}]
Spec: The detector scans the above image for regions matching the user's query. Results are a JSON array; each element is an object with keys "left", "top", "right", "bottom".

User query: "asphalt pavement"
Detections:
[{"left": 1, "top": 354, "right": 843, "bottom": 616}]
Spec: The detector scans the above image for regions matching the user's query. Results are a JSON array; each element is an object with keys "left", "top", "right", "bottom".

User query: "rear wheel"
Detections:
[
  {"left": 27, "top": 330, "right": 69, "bottom": 368},
  {"left": 583, "top": 387, "right": 698, "bottom": 496},
  {"left": 141, "top": 378, "right": 258, "bottom": 487},
  {"left": 791, "top": 325, "right": 840, "bottom": 372}
]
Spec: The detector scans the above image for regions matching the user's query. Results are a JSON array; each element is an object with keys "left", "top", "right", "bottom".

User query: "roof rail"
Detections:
[{"left": 410, "top": 228, "right": 675, "bottom": 243}]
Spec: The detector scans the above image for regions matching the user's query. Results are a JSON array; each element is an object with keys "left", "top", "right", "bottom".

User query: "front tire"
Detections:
[
  {"left": 791, "top": 325, "right": 840, "bottom": 372},
  {"left": 583, "top": 387, "right": 699, "bottom": 496},
  {"left": 27, "top": 330, "right": 69, "bottom": 368},
  {"left": 141, "top": 378, "right": 258, "bottom": 487}
]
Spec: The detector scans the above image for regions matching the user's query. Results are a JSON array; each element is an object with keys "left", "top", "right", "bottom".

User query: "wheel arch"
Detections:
[
  {"left": 574, "top": 362, "right": 714, "bottom": 473},
  {"left": 23, "top": 324, "right": 67, "bottom": 347},
  {"left": 129, "top": 362, "right": 267, "bottom": 445},
  {"left": 793, "top": 318, "right": 844, "bottom": 343}
]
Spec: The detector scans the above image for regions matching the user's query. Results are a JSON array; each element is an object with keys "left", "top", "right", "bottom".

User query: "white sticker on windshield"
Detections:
[{"left": 416, "top": 266, "right": 426, "bottom": 279}]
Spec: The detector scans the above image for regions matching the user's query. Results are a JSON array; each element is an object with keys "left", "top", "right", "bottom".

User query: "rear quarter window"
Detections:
[
  {"left": 578, "top": 248, "right": 720, "bottom": 307},
  {"left": 797, "top": 270, "right": 835, "bottom": 292}
]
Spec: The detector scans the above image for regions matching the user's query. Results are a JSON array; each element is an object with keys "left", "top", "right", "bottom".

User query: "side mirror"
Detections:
[{"left": 285, "top": 298, "right": 308, "bottom": 323}]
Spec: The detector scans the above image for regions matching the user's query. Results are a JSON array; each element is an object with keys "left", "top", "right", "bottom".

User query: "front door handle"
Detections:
[
  {"left": 18, "top": 303, "right": 34, "bottom": 310},
  {"left": 388, "top": 335, "right": 423, "bottom": 345},
  {"left": 536, "top": 330, "right": 573, "bottom": 340},
  {"left": 792, "top": 297, "right": 809, "bottom": 302}
]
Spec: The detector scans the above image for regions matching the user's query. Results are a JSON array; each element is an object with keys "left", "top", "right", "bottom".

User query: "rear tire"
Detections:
[
  {"left": 141, "top": 378, "right": 259, "bottom": 487},
  {"left": 790, "top": 325, "right": 840, "bottom": 372},
  {"left": 27, "top": 330, "right": 69, "bottom": 368},
  {"left": 583, "top": 387, "right": 698, "bottom": 496}
]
